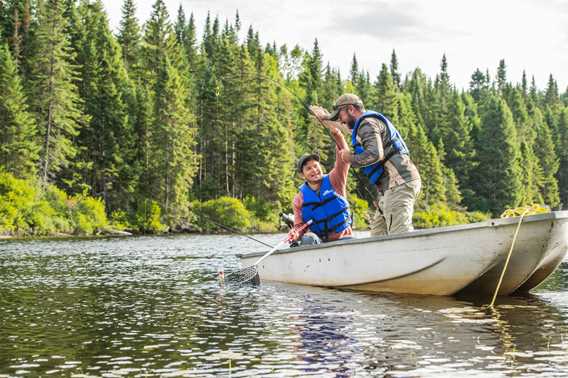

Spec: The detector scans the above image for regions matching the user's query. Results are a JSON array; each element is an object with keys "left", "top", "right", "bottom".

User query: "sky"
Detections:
[{"left": 101, "top": 0, "right": 568, "bottom": 91}]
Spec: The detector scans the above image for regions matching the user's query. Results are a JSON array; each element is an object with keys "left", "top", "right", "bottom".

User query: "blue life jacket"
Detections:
[
  {"left": 300, "top": 175, "right": 351, "bottom": 240},
  {"left": 351, "top": 111, "right": 410, "bottom": 185}
]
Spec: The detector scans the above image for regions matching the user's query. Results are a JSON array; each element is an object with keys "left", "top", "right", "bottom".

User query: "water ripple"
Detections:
[{"left": 1, "top": 234, "right": 568, "bottom": 376}]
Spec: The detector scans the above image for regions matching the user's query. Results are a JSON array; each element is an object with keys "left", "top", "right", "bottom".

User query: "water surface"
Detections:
[{"left": 1, "top": 234, "right": 567, "bottom": 377}]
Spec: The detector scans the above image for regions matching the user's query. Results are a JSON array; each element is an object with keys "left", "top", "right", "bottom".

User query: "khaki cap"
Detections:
[{"left": 328, "top": 93, "right": 364, "bottom": 121}]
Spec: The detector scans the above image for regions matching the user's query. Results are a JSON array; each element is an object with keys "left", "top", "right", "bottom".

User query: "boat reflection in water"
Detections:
[{"left": 274, "top": 277, "right": 568, "bottom": 376}]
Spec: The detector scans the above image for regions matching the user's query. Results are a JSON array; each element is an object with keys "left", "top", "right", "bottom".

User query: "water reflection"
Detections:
[{"left": 0, "top": 235, "right": 567, "bottom": 376}]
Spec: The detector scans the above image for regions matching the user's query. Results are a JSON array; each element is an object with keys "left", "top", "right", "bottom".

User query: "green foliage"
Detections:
[
  {"left": 110, "top": 210, "right": 131, "bottom": 231},
  {"left": 413, "top": 203, "right": 490, "bottom": 229},
  {"left": 349, "top": 194, "right": 369, "bottom": 230},
  {"left": 0, "top": 169, "right": 37, "bottom": 234},
  {"left": 28, "top": 0, "right": 86, "bottom": 184},
  {"left": 43, "top": 185, "right": 73, "bottom": 232},
  {"left": 193, "top": 196, "right": 253, "bottom": 232},
  {"left": 135, "top": 199, "right": 167, "bottom": 234},
  {"left": 69, "top": 195, "right": 108, "bottom": 235},
  {"left": 470, "top": 95, "right": 523, "bottom": 215},
  {"left": 0, "top": 170, "right": 108, "bottom": 236},
  {"left": 1, "top": 1, "right": 567, "bottom": 237},
  {"left": 0, "top": 43, "right": 38, "bottom": 178},
  {"left": 500, "top": 204, "right": 550, "bottom": 218},
  {"left": 243, "top": 195, "right": 280, "bottom": 223}
]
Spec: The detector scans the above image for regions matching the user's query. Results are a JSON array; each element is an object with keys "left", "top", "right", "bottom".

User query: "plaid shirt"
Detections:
[{"left": 351, "top": 117, "right": 420, "bottom": 192}]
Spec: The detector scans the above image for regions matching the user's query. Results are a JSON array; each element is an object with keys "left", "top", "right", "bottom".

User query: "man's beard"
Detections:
[{"left": 346, "top": 115, "right": 356, "bottom": 129}]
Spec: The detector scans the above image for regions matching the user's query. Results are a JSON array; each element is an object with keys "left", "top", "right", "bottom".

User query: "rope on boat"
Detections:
[{"left": 489, "top": 208, "right": 532, "bottom": 307}]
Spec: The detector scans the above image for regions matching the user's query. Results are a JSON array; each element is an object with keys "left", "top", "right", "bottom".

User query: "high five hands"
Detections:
[{"left": 308, "top": 105, "right": 351, "bottom": 135}]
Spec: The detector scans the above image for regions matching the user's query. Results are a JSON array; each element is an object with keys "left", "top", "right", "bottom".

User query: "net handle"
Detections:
[{"left": 254, "top": 220, "right": 313, "bottom": 266}]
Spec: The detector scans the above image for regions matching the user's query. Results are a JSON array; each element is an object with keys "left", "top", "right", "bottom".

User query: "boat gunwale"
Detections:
[{"left": 237, "top": 211, "right": 568, "bottom": 260}]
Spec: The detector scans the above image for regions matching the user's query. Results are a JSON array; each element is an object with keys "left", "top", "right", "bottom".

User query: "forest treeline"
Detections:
[{"left": 1, "top": 0, "right": 567, "bottom": 236}]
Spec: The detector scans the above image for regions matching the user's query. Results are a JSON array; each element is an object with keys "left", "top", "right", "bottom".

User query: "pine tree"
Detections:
[
  {"left": 471, "top": 95, "right": 522, "bottom": 214},
  {"left": 239, "top": 52, "right": 294, "bottom": 206},
  {"left": 174, "top": 4, "right": 185, "bottom": 45},
  {"left": 28, "top": 0, "right": 85, "bottom": 184},
  {"left": 142, "top": 0, "right": 172, "bottom": 81},
  {"left": 509, "top": 88, "right": 542, "bottom": 204},
  {"left": 117, "top": 0, "right": 141, "bottom": 73},
  {"left": 531, "top": 107, "right": 560, "bottom": 207},
  {"left": 405, "top": 68, "right": 430, "bottom": 130},
  {"left": 390, "top": 49, "right": 401, "bottom": 89},
  {"left": 349, "top": 53, "right": 358, "bottom": 85},
  {"left": 443, "top": 91, "right": 475, "bottom": 193},
  {"left": 297, "top": 39, "right": 326, "bottom": 158},
  {"left": 544, "top": 74, "right": 559, "bottom": 106},
  {"left": 556, "top": 108, "right": 568, "bottom": 208},
  {"left": 373, "top": 63, "right": 398, "bottom": 121},
  {"left": 469, "top": 68, "right": 489, "bottom": 102},
  {"left": 184, "top": 12, "right": 198, "bottom": 72},
  {"left": 397, "top": 93, "right": 447, "bottom": 207},
  {"left": 0, "top": 43, "right": 38, "bottom": 178},
  {"left": 73, "top": 0, "right": 135, "bottom": 211},
  {"left": 151, "top": 51, "right": 197, "bottom": 226},
  {"left": 429, "top": 55, "right": 452, "bottom": 148},
  {"left": 496, "top": 59, "right": 507, "bottom": 94}
]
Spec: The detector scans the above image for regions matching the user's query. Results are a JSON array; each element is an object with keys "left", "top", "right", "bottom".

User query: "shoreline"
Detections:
[{"left": 0, "top": 229, "right": 291, "bottom": 242}]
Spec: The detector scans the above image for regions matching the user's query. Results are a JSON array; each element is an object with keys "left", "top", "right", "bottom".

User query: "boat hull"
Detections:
[
  {"left": 461, "top": 212, "right": 568, "bottom": 296},
  {"left": 238, "top": 212, "right": 568, "bottom": 296}
]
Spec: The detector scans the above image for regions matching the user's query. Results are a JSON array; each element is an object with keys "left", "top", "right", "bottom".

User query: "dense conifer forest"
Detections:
[{"left": 1, "top": 0, "right": 567, "bottom": 236}]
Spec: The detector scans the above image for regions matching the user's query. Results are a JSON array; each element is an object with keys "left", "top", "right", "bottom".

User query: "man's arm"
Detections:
[{"left": 290, "top": 193, "right": 307, "bottom": 241}]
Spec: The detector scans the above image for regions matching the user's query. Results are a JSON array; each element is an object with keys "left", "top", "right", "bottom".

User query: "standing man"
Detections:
[
  {"left": 289, "top": 126, "right": 353, "bottom": 243},
  {"left": 311, "top": 93, "right": 421, "bottom": 236}
]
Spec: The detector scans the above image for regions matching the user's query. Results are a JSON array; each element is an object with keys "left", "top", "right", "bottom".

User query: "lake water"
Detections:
[{"left": 1, "top": 234, "right": 568, "bottom": 377}]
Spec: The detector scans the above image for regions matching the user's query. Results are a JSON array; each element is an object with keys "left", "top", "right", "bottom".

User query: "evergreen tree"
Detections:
[
  {"left": 544, "top": 74, "right": 559, "bottom": 106},
  {"left": 250, "top": 53, "right": 294, "bottom": 204},
  {"left": 117, "top": 0, "right": 141, "bottom": 72},
  {"left": 471, "top": 95, "right": 522, "bottom": 214},
  {"left": 349, "top": 53, "right": 358, "bottom": 85},
  {"left": 405, "top": 68, "right": 430, "bottom": 130},
  {"left": 73, "top": 0, "right": 135, "bottom": 211},
  {"left": 372, "top": 63, "right": 398, "bottom": 121},
  {"left": 443, "top": 91, "right": 475, "bottom": 193},
  {"left": 297, "top": 39, "right": 326, "bottom": 158},
  {"left": 389, "top": 49, "right": 401, "bottom": 89},
  {"left": 0, "top": 43, "right": 38, "bottom": 178},
  {"left": 174, "top": 4, "right": 185, "bottom": 44},
  {"left": 151, "top": 52, "right": 197, "bottom": 226},
  {"left": 496, "top": 59, "right": 507, "bottom": 94},
  {"left": 28, "top": 0, "right": 85, "bottom": 184},
  {"left": 429, "top": 55, "right": 452, "bottom": 148},
  {"left": 556, "top": 108, "right": 568, "bottom": 208},
  {"left": 183, "top": 12, "right": 198, "bottom": 72},
  {"left": 531, "top": 107, "right": 560, "bottom": 207},
  {"left": 396, "top": 93, "right": 447, "bottom": 207},
  {"left": 469, "top": 68, "right": 489, "bottom": 102},
  {"left": 508, "top": 88, "right": 542, "bottom": 204},
  {"left": 142, "top": 0, "right": 172, "bottom": 75}
]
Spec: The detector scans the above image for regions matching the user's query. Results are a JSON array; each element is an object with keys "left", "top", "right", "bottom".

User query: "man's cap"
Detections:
[
  {"left": 328, "top": 93, "right": 364, "bottom": 121},
  {"left": 296, "top": 153, "right": 320, "bottom": 173}
]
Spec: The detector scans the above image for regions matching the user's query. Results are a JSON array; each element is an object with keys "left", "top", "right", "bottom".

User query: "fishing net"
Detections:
[{"left": 222, "top": 265, "right": 260, "bottom": 286}]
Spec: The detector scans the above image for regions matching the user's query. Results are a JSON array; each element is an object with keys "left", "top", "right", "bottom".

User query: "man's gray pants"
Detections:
[{"left": 370, "top": 179, "right": 421, "bottom": 236}]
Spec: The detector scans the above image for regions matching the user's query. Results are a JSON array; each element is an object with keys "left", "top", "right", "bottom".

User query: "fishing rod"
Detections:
[{"left": 197, "top": 213, "right": 274, "bottom": 248}]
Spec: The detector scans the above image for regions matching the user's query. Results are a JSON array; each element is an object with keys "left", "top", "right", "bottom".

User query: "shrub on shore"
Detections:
[
  {"left": 413, "top": 203, "right": 490, "bottom": 229},
  {"left": 192, "top": 196, "right": 253, "bottom": 232},
  {"left": 0, "top": 170, "right": 109, "bottom": 236}
]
